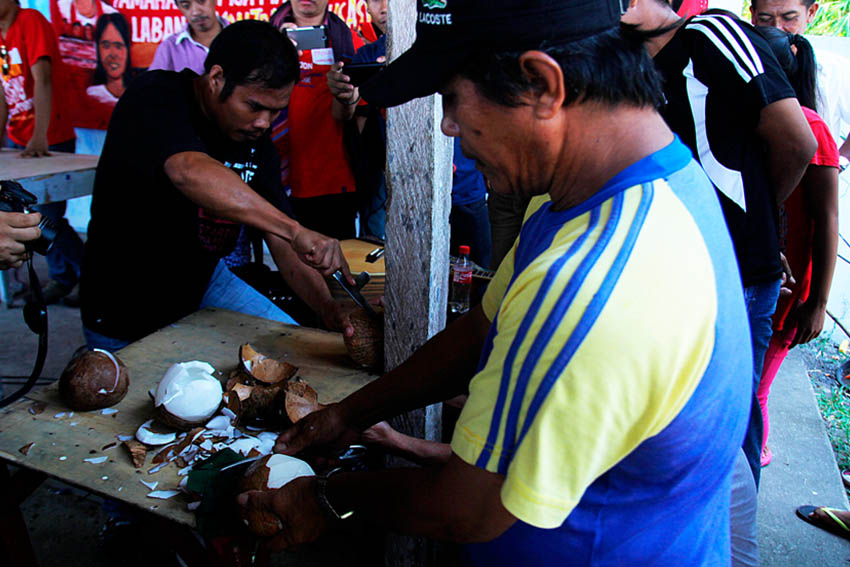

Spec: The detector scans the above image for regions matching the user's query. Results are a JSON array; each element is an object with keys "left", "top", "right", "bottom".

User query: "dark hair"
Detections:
[
  {"left": 204, "top": 20, "right": 300, "bottom": 101},
  {"left": 92, "top": 13, "right": 132, "bottom": 88},
  {"left": 751, "top": 0, "right": 815, "bottom": 10},
  {"left": 755, "top": 26, "right": 818, "bottom": 110},
  {"left": 456, "top": 26, "right": 664, "bottom": 110}
]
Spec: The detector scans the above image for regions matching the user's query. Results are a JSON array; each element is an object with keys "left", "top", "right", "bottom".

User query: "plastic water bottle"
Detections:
[{"left": 449, "top": 245, "right": 472, "bottom": 316}]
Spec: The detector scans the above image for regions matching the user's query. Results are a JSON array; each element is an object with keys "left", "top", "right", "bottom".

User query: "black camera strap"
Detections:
[{"left": 0, "top": 257, "right": 48, "bottom": 408}]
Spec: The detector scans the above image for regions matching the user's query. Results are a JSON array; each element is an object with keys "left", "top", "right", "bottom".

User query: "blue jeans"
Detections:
[
  {"left": 450, "top": 198, "right": 492, "bottom": 270},
  {"left": 84, "top": 260, "right": 297, "bottom": 350},
  {"left": 742, "top": 278, "right": 781, "bottom": 488}
]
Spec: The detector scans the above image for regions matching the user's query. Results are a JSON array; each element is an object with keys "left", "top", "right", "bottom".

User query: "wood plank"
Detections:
[
  {"left": 0, "top": 308, "right": 378, "bottom": 527},
  {"left": 1, "top": 149, "right": 98, "bottom": 203},
  {"left": 383, "top": 0, "right": 453, "bottom": 565}
]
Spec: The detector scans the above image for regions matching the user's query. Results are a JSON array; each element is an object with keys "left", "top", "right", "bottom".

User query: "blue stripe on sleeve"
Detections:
[
  {"left": 513, "top": 184, "right": 655, "bottom": 455},
  {"left": 474, "top": 207, "right": 601, "bottom": 470},
  {"left": 496, "top": 194, "right": 625, "bottom": 474}
]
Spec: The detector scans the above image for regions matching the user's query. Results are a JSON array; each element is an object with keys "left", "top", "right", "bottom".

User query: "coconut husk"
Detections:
[
  {"left": 343, "top": 307, "right": 384, "bottom": 371},
  {"left": 227, "top": 381, "right": 288, "bottom": 425},
  {"left": 154, "top": 404, "right": 210, "bottom": 432},
  {"left": 284, "top": 379, "right": 323, "bottom": 423},
  {"left": 239, "top": 344, "right": 298, "bottom": 384},
  {"left": 59, "top": 350, "right": 130, "bottom": 411},
  {"left": 123, "top": 439, "right": 147, "bottom": 468}
]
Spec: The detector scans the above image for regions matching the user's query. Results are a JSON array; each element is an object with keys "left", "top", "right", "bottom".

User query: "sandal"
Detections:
[
  {"left": 761, "top": 445, "right": 772, "bottom": 467},
  {"left": 796, "top": 505, "right": 850, "bottom": 541}
]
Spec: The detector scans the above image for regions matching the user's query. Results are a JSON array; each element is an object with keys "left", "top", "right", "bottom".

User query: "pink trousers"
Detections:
[{"left": 756, "top": 326, "right": 796, "bottom": 452}]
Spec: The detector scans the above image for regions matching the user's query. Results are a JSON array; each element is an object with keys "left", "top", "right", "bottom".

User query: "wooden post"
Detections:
[{"left": 383, "top": 0, "right": 453, "bottom": 565}]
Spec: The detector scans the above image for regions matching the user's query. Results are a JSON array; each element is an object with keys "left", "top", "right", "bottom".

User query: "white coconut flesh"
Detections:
[
  {"left": 155, "top": 361, "right": 222, "bottom": 423},
  {"left": 264, "top": 454, "right": 315, "bottom": 489},
  {"left": 93, "top": 348, "right": 121, "bottom": 394}
]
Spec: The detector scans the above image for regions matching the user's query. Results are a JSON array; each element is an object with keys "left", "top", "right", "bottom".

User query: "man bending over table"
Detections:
[{"left": 81, "top": 20, "right": 353, "bottom": 351}]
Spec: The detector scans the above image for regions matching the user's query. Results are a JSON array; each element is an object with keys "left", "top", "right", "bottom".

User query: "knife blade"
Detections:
[{"left": 332, "top": 270, "right": 379, "bottom": 318}]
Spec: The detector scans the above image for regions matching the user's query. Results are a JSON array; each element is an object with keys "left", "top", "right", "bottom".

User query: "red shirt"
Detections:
[
  {"left": 773, "top": 107, "right": 840, "bottom": 331},
  {"left": 0, "top": 9, "right": 75, "bottom": 147}
]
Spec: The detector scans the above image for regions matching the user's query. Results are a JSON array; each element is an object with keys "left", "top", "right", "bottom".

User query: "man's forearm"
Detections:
[
  {"left": 804, "top": 166, "right": 839, "bottom": 307},
  {"left": 30, "top": 59, "right": 52, "bottom": 145},
  {"left": 339, "top": 306, "right": 491, "bottom": 430},
  {"left": 266, "top": 232, "right": 333, "bottom": 314},
  {"left": 164, "top": 151, "right": 301, "bottom": 242},
  {"left": 326, "top": 455, "right": 513, "bottom": 543},
  {"left": 332, "top": 97, "right": 358, "bottom": 122}
]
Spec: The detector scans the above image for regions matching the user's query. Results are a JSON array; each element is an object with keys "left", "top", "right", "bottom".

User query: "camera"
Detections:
[{"left": 0, "top": 179, "right": 59, "bottom": 255}]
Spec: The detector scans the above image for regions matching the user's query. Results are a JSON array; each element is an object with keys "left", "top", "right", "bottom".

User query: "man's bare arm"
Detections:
[
  {"left": 276, "top": 305, "right": 492, "bottom": 454},
  {"left": 163, "top": 151, "right": 352, "bottom": 279},
  {"left": 756, "top": 97, "right": 817, "bottom": 205},
  {"left": 23, "top": 58, "right": 52, "bottom": 157}
]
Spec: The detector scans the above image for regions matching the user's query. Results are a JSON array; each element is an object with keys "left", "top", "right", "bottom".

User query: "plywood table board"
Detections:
[
  {"left": 0, "top": 149, "right": 99, "bottom": 203},
  {"left": 0, "top": 308, "right": 378, "bottom": 527}
]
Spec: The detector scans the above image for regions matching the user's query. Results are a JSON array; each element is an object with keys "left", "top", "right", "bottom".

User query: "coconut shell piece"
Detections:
[
  {"left": 240, "top": 344, "right": 298, "bottom": 384},
  {"left": 154, "top": 404, "right": 209, "bottom": 432},
  {"left": 59, "top": 349, "right": 130, "bottom": 411},
  {"left": 343, "top": 307, "right": 384, "bottom": 371},
  {"left": 19, "top": 442, "right": 34, "bottom": 456},
  {"left": 239, "top": 454, "right": 315, "bottom": 538},
  {"left": 123, "top": 440, "right": 147, "bottom": 468},
  {"left": 226, "top": 381, "right": 288, "bottom": 425},
  {"left": 284, "top": 379, "right": 323, "bottom": 423}
]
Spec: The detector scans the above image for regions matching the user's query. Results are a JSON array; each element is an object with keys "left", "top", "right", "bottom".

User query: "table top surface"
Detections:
[
  {"left": 0, "top": 149, "right": 99, "bottom": 181},
  {"left": 0, "top": 308, "right": 378, "bottom": 527}
]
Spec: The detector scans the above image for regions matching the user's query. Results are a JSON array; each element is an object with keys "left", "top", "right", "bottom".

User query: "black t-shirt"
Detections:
[
  {"left": 81, "top": 70, "right": 287, "bottom": 341},
  {"left": 654, "top": 12, "right": 795, "bottom": 286}
]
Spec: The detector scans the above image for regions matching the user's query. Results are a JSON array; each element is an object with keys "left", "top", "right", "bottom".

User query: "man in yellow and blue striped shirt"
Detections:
[{"left": 239, "top": 1, "right": 753, "bottom": 564}]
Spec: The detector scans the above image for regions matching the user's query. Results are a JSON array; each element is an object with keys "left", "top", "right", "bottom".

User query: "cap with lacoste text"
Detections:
[{"left": 360, "top": 0, "right": 627, "bottom": 108}]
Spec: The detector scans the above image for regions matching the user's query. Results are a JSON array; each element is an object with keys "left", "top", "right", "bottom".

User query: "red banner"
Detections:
[{"left": 46, "top": 0, "right": 370, "bottom": 130}]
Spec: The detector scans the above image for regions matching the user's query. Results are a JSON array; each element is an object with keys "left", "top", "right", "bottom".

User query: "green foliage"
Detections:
[
  {"left": 818, "top": 386, "right": 850, "bottom": 473},
  {"left": 809, "top": 0, "right": 850, "bottom": 37}
]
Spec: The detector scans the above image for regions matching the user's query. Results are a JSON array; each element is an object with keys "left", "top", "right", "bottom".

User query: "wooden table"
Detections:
[
  {"left": 0, "top": 149, "right": 99, "bottom": 306},
  {"left": 0, "top": 308, "right": 377, "bottom": 564}
]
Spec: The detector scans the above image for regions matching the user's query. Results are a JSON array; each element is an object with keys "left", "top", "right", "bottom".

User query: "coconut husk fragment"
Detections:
[
  {"left": 284, "top": 379, "right": 323, "bottom": 423},
  {"left": 19, "top": 442, "right": 34, "bottom": 456},
  {"left": 239, "top": 344, "right": 298, "bottom": 384},
  {"left": 123, "top": 440, "right": 147, "bottom": 469}
]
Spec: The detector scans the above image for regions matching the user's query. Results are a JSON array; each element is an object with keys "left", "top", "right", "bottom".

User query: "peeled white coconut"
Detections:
[
  {"left": 154, "top": 361, "right": 223, "bottom": 430},
  {"left": 240, "top": 454, "right": 315, "bottom": 536}
]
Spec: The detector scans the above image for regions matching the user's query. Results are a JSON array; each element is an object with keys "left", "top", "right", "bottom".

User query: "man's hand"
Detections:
[
  {"left": 789, "top": 299, "right": 826, "bottom": 347},
  {"left": 20, "top": 135, "right": 51, "bottom": 158},
  {"left": 0, "top": 211, "right": 41, "bottom": 269},
  {"left": 237, "top": 476, "right": 330, "bottom": 551},
  {"left": 326, "top": 62, "right": 359, "bottom": 105},
  {"left": 289, "top": 225, "right": 353, "bottom": 282},
  {"left": 319, "top": 299, "right": 355, "bottom": 337},
  {"left": 778, "top": 251, "right": 795, "bottom": 297},
  {"left": 275, "top": 404, "right": 361, "bottom": 456}
]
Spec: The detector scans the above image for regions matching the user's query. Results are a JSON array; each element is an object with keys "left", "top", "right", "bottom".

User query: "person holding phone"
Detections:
[{"left": 268, "top": 0, "right": 361, "bottom": 240}]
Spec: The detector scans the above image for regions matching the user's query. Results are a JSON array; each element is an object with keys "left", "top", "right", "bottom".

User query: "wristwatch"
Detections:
[{"left": 316, "top": 467, "right": 354, "bottom": 520}]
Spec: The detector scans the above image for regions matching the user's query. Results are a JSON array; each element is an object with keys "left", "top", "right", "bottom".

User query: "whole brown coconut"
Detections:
[
  {"left": 343, "top": 307, "right": 384, "bottom": 371},
  {"left": 59, "top": 349, "right": 129, "bottom": 411}
]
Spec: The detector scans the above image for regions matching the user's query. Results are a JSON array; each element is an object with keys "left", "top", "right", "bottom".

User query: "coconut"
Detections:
[
  {"left": 154, "top": 361, "right": 223, "bottom": 430},
  {"left": 240, "top": 344, "right": 298, "bottom": 384},
  {"left": 343, "top": 308, "right": 384, "bottom": 371},
  {"left": 59, "top": 349, "right": 130, "bottom": 411},
  {"left": 240, "top": 454, "right": 315, "bottom": 537}
]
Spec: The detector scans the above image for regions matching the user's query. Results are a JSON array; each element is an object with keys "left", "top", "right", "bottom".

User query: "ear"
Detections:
[
  {"left": 517, "top": 51, "right": 565, "bottom": 120},
  {"left": 208, "top": 64, "right": 225, "bottom": 96},
  {"left": 807, "top": 2, "right": 819, "bottom": 23}
]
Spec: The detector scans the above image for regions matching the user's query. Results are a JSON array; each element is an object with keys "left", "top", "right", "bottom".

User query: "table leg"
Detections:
[{"left": 0, "top": 462, "right": 40, "bottom": 566}]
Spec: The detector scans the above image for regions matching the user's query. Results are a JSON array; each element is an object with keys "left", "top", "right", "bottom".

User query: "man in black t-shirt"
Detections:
[
  {"left": 81, "top": 20, "right": 354, "bottom": 349},
  {"left": 621, "top": 2, "right": 816, "bottom": 489}
]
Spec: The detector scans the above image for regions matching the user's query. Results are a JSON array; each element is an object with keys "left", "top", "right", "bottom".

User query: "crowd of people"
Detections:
[{"left": 1, "top": 0, "right": 850, "bottom": 563}]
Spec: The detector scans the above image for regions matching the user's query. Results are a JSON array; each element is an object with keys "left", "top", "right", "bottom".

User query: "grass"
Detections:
[{"left": 803, "top": 337, "right": 850, "bottom": 493}]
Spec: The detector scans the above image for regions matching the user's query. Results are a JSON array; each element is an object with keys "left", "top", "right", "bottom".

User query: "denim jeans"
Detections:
[
  {"left": 198, "top": 260, "right": 298, "bottom": 325},
  {"left": 450, "top": 198, "right": 492, "bottom": 270},
  {"left": 84, "top": 260, "right": 297, "bottom": 350},
  {"left": 741, "top": 278, "right": 781, "bottom": 488}
]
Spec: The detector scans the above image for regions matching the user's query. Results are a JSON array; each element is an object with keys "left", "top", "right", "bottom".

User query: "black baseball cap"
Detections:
[{"left": 360, "top": 0, "right": 628, "bottom": 108}]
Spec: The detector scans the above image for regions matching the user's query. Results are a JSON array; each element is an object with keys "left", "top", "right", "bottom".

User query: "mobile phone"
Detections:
[
  {"left": 345, "top": 62, "right": 385, "bottom": 87},
  {"left": 285, "top": 25, "right": 329, "bottom": 51}
]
